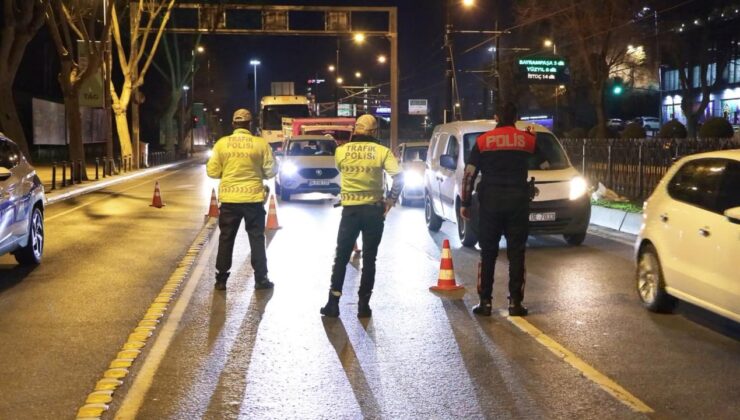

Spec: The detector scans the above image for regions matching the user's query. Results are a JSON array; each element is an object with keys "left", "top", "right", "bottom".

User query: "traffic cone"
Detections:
[
  {"left": 150, "top": 181, "right": 165, "bottom": 208},
  {"left": 206, "top": 188, "right": 219, "bottom": 218},
  {"left": 430, "top": 239, "right": 464, "bottom": 291},
  {"left": 266, "top": 195, "right": 281, "bottom": 230}
]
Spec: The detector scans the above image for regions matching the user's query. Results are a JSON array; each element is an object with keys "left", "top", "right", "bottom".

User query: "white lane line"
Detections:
[
  {"left": 113, "top": 230, "right": 219, "bottom": 419},
  {"left": 46, "top": 169, "right": 183, "bottom": 223},
  {"left": 503, "top": 311, "right": 654, "bottom": 414}
]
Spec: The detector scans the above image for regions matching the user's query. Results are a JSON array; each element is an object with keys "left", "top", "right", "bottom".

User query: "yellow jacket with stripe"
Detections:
[
  {"left": 335, "top": 135, "right": 402, "bottom": 206},
  {"left": 206, "top": 128, "right": 275, "bottom": 203}
]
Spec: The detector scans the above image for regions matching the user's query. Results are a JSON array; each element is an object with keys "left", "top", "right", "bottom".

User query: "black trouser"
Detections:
[
  {"left": 329, "top": 204, "right": 385, "bottom": 297},
  {"left": 216, "top": 202, "right": 268, "bottom": 282},
  {"left": 477, "top": 186, "right": 529, "bottom": 304}
]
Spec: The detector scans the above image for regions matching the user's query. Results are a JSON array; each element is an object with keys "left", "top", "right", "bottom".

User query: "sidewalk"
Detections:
[
  {"left": 35, "top": 158, "right": 199, "bottom": 205},
  {"left": 588, "top": 204, "right": 642, "bottom": 235}
]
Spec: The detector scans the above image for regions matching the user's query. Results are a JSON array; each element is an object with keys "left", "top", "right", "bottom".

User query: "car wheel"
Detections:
[
  {"left": 425, "top": 192, "right": 442, "bottom": 232},
  {"left": 280, "top": 188, "right": 291, "bottom": 202},
  {"left": 15, "top": 207, "right": 44, "bottom": 266},
  {"left": 563, "top": 232, "right": 586, "bottom": 246},
  {"left": 636, "top": 244, "right": 676, "bottom": 313},
  {"left": 456, "top": 201, "right": 478, "bottom": 247}
]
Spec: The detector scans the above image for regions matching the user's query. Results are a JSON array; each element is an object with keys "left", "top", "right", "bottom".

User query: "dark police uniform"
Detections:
[
  {"left": 321, "top": 130, "right": 403, "bottom": 318},
  {"left": 207, "top": 117, "right": 276, "bottom": 290},
  {"left": 461, "top": 124, "right": 536, "bottom": 316}
]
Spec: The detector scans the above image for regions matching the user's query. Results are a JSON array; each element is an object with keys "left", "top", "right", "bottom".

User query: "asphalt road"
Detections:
[{"left": 0, "top": 168, "right": 738, "bottom": 419}]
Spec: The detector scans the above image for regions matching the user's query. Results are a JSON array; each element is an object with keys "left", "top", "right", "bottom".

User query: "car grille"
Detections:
[{"left": 299, "top": 168, "right": 339, "bottom": 179}]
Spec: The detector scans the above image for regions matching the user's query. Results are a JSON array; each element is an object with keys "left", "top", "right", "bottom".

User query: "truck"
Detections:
[
  {"left": 259, "top": 82, "right": 311, "bottom": 152},
  {"left": 283, "top": 118, "right": 356, "bottom": 145}
]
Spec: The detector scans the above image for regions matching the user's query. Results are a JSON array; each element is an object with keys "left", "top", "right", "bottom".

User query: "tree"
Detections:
[
  {"left": 0, "top": 1, "right": 46, "bottom": 159},
  {"left": 44, "top": 0, "right": 112, "bottom": 180},
  {"left": 660, "top": 6, "right": 734, "bottom": 137},
  {"left": 109, "top": 0, "right": 175, "bottom": 162},
  {"left": 151, "top": 32, "right": 202, "bottom": 154},
  {"left": 517, "top": 0, "right": 643, "bottom": 138}
]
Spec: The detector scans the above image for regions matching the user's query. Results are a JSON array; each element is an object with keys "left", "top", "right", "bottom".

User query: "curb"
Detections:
[
  {"left": 589, "top": 205, "right": 642, "bottom": 235},
  {"left": 45, "top": 159, "right": 194, "bottom": 206}
]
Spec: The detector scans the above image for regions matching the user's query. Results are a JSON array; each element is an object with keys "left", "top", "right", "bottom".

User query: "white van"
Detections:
[{"left": 424, "top": 120, "right": 590, "bottom": 247}]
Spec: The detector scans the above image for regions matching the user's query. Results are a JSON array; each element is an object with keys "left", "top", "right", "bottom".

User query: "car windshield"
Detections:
[
  {"left": 261, "top": 105, "right": 310, "bottom": 130},
  {"left": 286, "top": 140, "right": 336, "bottom": 156},
  {"left": 403, "top": 146, "right": 427, "bottom": 162},
  {"left": 463, "top": 131, "right": 569, "bottom": 170}
]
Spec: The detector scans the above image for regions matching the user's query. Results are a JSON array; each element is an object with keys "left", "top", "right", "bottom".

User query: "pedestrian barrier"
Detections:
[
  {"left": 206, "top": 188, "right": 219, "bottom": 218},
  {"left": 430, "top": 239, "right": 464, "bottom": 291},
  {"left": 150, "top": 181, "right": 165, "bottom": 208},
  {"left": 266, "top": 195, "right": 281, "bottom": 230}
]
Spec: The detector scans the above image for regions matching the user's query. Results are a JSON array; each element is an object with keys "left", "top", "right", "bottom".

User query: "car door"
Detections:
[
  {"left": 0, "top": 139, "right": 21, "bottom": 248},
  {"left": 660, "top": 158, "right": 728, "bottom": 301},
  {"left": 426, "top": 132, "right": 446, "bottom": 216},
  {"left": 439, "top": 134, "right": 460, "bottom": 218},
  {"left": 709, "top": 160, "right": 740, "bottom": 316}
]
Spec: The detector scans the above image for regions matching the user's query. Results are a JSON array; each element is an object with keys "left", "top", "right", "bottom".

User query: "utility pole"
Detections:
[{"left": 444, "top": 0, "right": 454, "bottom": 123}]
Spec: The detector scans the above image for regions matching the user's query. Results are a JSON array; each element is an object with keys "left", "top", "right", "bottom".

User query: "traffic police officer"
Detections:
[
  {"left": 460, "top": 102, "right": 536, "bottom": 317},
  {"left": 320, "top": 114, "right": 403, "bottom": 318},
  {"left": 207, "top": 109, "right": 276, "bottom": 291}
]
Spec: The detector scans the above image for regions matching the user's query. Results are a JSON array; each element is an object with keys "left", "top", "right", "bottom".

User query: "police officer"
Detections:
[
  {"left": 460, "top": 102, "right": 536, "bottom": 317},
  {"left": 320, "top": 114, "right": 403, "bottom": 318},
  {"left": 207, "top": 109, "right": 276, "bottom": 291}
]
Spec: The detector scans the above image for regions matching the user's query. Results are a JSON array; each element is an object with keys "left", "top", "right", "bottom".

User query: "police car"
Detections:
[
  {"left": 635, "top": 149, "right": 740, "bottom": 322},
  {"left": 0, "top": 135, "right": 45, "bottom": 265},
  {"left": 275, "top": 135, "right": 340, "bottom": 201}
]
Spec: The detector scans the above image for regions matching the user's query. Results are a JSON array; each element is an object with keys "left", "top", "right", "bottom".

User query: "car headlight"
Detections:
[
  {"left": 569, "top": 176, "right": 588, "bottom": 200},
  {"left": 404, "top": 171, "right": 424, "bottom": 188},
  {"left": 281, "top": 161, "right": 298, "bottom": 176}
]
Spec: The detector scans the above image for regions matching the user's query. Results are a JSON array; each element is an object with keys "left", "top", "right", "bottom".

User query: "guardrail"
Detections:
[{"left": 559, "top": 138, "right": 740, "bottom": 200}]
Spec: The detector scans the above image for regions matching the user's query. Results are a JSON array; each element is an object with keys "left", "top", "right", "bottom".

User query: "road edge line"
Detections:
[
  {"left": 502, "top": 311, "right": 654, "bottom": 414},
  {"left": 75, "top": 218, "right": 218, "bottom": 419}
]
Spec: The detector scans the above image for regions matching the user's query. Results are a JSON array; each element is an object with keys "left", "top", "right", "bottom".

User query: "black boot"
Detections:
[
  {"left": 472, "top": 298, "right": 492, "bottom": 316},
  {"left": 254, "top": 277, "right": 274, "bottom": 290},
  {"left": 320, "top": 291, "right": 341, "bottom": 317},
  {"left": 358, "top": 293, "right": 372, "bottom": 318},
  {"left": 508, "top": 300, "right": 529, "bottom": 317},
  {"left": 215, "top": 272, "right": 229, "bottom": 290}
]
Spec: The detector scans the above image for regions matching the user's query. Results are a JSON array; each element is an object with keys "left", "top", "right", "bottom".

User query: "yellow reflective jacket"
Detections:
[
  {"left": 335, "top": 136, "right": 401, "bottom": 206},
  {"left": 206, "top": 128, "right": 276, "bottom": 203}
]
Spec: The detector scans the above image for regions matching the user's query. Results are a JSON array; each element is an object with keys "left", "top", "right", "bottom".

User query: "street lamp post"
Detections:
[{"left": 250, "top": 60, "right": 261, "bottom": 118}]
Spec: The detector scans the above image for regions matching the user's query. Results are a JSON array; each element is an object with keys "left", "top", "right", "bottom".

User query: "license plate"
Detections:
[
  {"left": 529, "top": 212, "right": 556, "bottom": 222},
  {"left": 308, "top": 180, "right": 330, "bottom": 186}
]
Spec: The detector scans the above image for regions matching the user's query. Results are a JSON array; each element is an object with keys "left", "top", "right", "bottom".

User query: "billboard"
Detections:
[
  {"left": 32, "top": 98, "right": 66, "bottom": 145},
  {"left": 517, "top": 57, "right": 569, "bottom": 84},
  {"left": 409, "top": 99, "right": 428, "bottom": 115}
]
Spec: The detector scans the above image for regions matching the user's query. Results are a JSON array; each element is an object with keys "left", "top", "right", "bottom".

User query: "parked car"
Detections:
[
  {"left": 275, "top": 135, "right": 340, "bottom": 201},
  {"left": 635, "top": 150, "right": 740, "bottom": 322},
  {"left": 393, "top": 141, "right": 428, "bottom": 206},
  {"left": 424, "top": 120, "right": 591, "bottom": 247},
  {"left": 0, "top": 135, "right": 45, "bottom": 265},
  {"left": 632, "top": 116, "right": 660, "bottom": 131},
  {"left": 607, "top": 118, "right": 625, "bottom": 131}
]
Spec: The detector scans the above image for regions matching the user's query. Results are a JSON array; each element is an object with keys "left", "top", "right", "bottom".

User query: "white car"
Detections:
[
  {"left": 393, "top": 141, "right": 428, "bottom": 206},
  {"left": 635, "top": 150, "right": 740, "bottom": 322},
  {"left": 633, "top": 116, "right": 660, "bottom": 131},
  {"left": 424, "top": 120, "right": 591, "bottom": 247},
  {"left": 0, "top": 135, "right": 45, "bottom": 265},
  {"left": 275, "top": 135, "right": 340, "bottom": 201}
]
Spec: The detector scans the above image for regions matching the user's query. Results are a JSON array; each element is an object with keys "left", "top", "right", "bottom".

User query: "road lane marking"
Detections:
[
  {"left": 46, "top": 168, "right": 185, "bottom": 222},
  {"left": 502, "top": 311, "right": 654, "bottom": 414},
  {"left": 75, "top": 219, "right": 218, "bottom": 419},
  {"left": 112, "top": 226, "right": 218, "bottom": 419}
]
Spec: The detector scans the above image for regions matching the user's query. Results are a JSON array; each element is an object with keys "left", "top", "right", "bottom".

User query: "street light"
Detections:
[
  {"left": 249, "top": 59, "right": 261, "bottom": 116},
  {"left": 328, "top": 64, "right": 335, "bottom": 72},
  {"left": 353, "top": 33, "right": 366, "bottom": 44},
  {"left": 196, "top": 45, "right": 205, "bottom": 53},
  {"left": 544, "top": 39, "right": 556, "bottom": 54},
  {"left": 337, "top": 77, "right": 344, "bottom": 85},
  {"left": 355, "top": 71, "right": 362, "bottom": 79},
  {"left": 462, "top": 0, "right": 475, "bottom": 7},
  {"left": 377, "top": 55, "right": 387, "bottom": 64}
]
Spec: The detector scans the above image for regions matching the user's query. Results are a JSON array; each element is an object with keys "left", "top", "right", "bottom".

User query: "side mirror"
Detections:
[
  {"left": 724, "top": 207, "right": 740, "bottom": 225},
  {"left": 0, "top": 167, "right": 11, "bottom": 181},
  {"left": 439, "top": 155, "right": 457, "bottom": 171},
  {"left": 440, "top": 154, "right": 457, "bottom": 170}
]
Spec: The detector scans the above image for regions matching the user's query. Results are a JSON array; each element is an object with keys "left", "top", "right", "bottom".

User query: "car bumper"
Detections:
[
  {"left": 402, "top": 185, "right": 424, "bottom": 200},
  {"left": 528, "top": 196, "right": 591, "bottom": 235},
  {"left": 281, "top": 179, "right": 341, "bottom": 195}
]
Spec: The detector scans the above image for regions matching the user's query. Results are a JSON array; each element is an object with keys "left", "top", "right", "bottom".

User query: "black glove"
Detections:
[{"left": 528, "top": 177, "right": 536, "bottom": 201}]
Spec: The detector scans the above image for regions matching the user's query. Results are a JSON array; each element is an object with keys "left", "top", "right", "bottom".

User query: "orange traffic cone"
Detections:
[
  {"left": 150, "top": 181, "right": 165, "bottom": 208},
  {"left": 266, "top": 195, "right": 281, "bottom": 230},
  {"left": 430, "top": 239, "right": 464, "bottom": 291},
  {"left": 206, "top": 188, "right": 219, "bottom": 218}
]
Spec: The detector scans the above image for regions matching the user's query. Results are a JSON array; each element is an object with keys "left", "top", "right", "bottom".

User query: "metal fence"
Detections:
[{"left": 559, "top": 138, "right": 740, "bottom": 201}]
